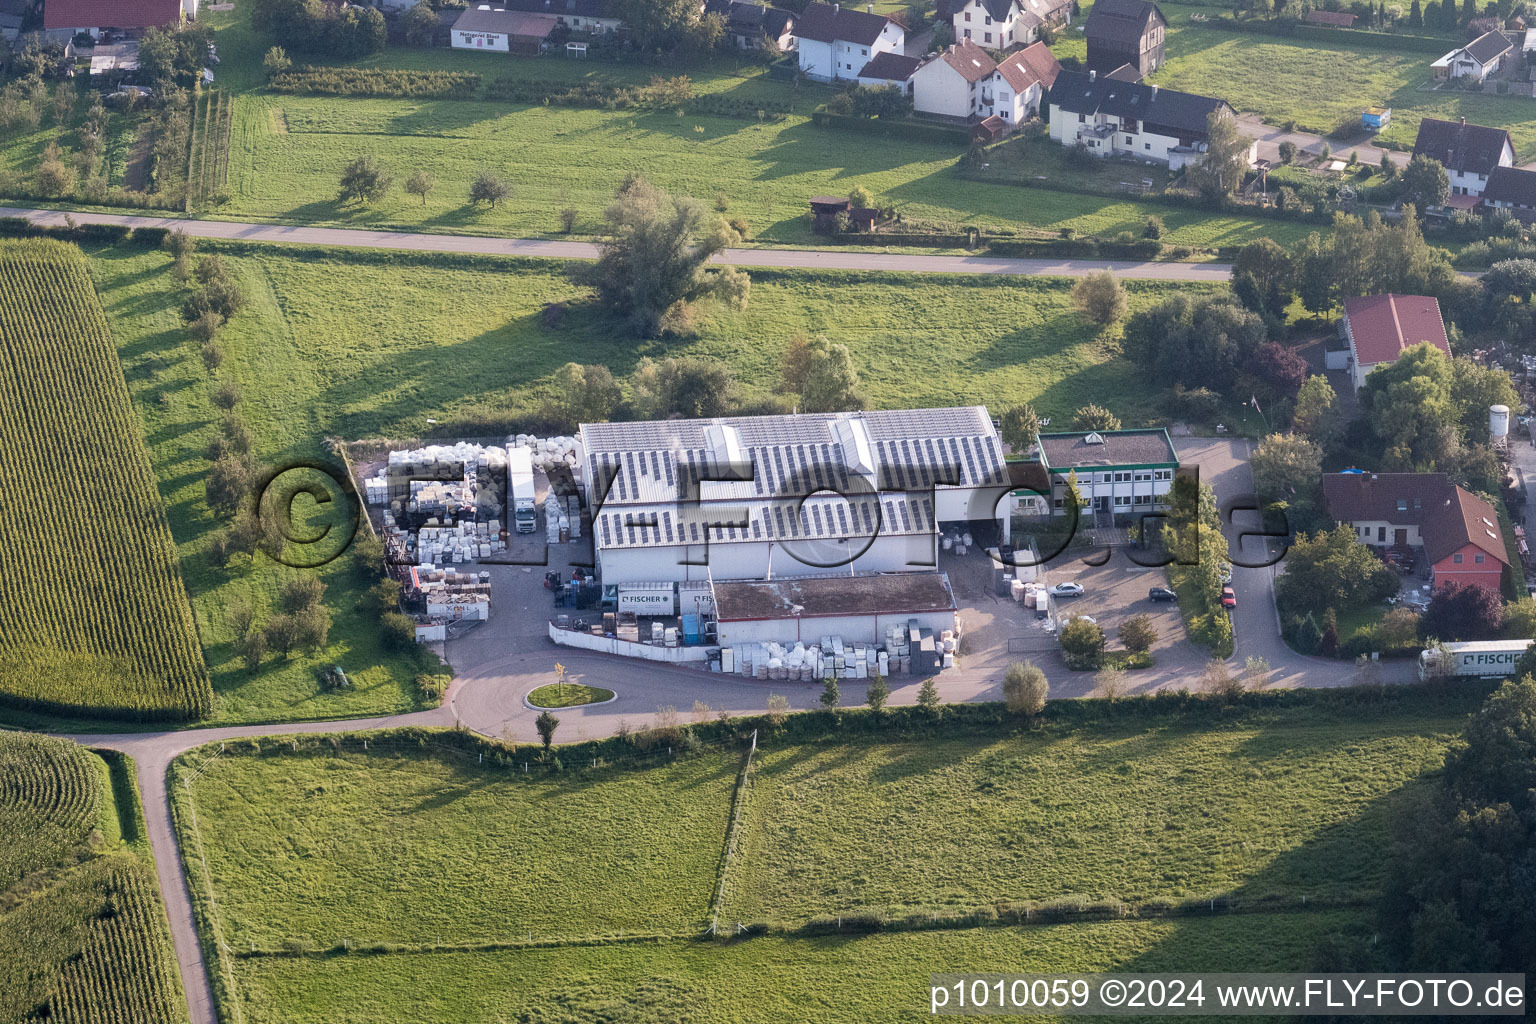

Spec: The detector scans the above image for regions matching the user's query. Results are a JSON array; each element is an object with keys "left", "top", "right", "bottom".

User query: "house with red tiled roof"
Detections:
[
  {"left": 987, "top": 40, "right": 1060, "bottom": 123},
  {"left": 912, "top": 39, "right": 996, "bottom": 119},
  {"left": 44, "top": 0, "right": 194, "bottom": 33},
  {"left": 1341, "top": 294, "right": 1451, "bottom": 391},
  {"left": 1322, "top": 472, "right": 1508, "bottom": 593}
]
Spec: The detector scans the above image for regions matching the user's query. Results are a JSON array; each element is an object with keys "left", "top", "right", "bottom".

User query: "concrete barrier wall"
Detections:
[{"left": 547, "top": 621, "right": 711, "bottom": 663}]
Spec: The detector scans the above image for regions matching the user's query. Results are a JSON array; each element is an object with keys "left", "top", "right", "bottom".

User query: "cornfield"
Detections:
[
  {"left": 0, "top": 239, "right": 212, "bottom": 720},
  {"left": 0, "top": 733, "right": 187, "bottom": 1024}
]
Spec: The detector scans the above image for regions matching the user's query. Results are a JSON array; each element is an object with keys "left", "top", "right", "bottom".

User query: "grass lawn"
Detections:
[
  {"left": 1148, "top": 5, "right": 1536, "bottom": 158},
  {"left": 527, "top": 683, "right": 615, "bottom": 707},
  {"left": 174, "top": 742, "right": 740, "bottom": 948},
  {"left": 225, "top": 911, "right": 1363, "bottom": 1024},
  {"left": 723, "top": 703, "right": 1465, "bottom": 924}
]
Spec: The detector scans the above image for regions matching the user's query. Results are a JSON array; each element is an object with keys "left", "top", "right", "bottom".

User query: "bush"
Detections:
[
  {"left": 268, "top": 66, "right": 478, "bottom": 99},
  {"left": 1002, "top": 661, "right": 1049, "bottom": 715},
  {"left": 380, "top": 611, "right": 417, "bottom": 651},
  {"left": 1059, "top": 617, "right": 1106, "bottom": 670}
]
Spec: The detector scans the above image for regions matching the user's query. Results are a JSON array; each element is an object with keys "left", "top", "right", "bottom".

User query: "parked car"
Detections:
[
  {"left": 1217, "top": 565, "right": 1233, "bottom": 585},
  {"left": 1049, "top": 582, "right": 1084, "bottom": 598},
  {"left": 1069, "top": 614, "right": 1098, "bottom": 625},
  {"left": 1148, "top": 586, "right": 1177, "bottom": 602},
  {"left": 1220, "top": 586, "right": 1237, "bottom": 609}
]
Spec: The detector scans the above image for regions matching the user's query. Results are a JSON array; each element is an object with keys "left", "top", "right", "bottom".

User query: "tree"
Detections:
[
  {"left": 1422, "top": 580, "right": 1504, "bottom": 641},
  {"left": 583, "top": 177, "right": 747, "bottom": 336},
  {"left": 1250, "top": 432, "right": 1323, "bottom": 506},
  {"left": 1378, "top": 605, "right": 1424, "bottom": 651},
  {"left": 1381, "top": 679, "right": 1536, "bottom": 974},
  {"left": 1072, "top": 269, "right": 1127, "bottom": 326},
  {"left": 337, "top": 154, "right": 392, "bottom": 206},
  {"left": 631, "top": 356, "right": 736, "bottom": 419},
  {"left": 1293, "top": 374, "right": 1343, "bottom": 448},
  {"left": 1277, "top": 140, "right": 1298, "bottom": 164},
  {"left": 1200, "top": 658, "right": 1243, "bottom": 698},
  {"left": 820, "top": 676, "right": 841, "bottom": 709},
  {"left": 264, "top": 613, "right": 301, "bottom": 658},
  {"left": 1409, "top": 0, "right": 1423, "bottom": 25},
  {"left": 205, "top": 454, "right": 255, "bottom": 515},
  {"left": 1000, "top": 403, "right": 1041, "bottom": 454},
  {"left": 1399, "top": 154, "right": 1450, "bottom": 210},
  {"left": 240, "top": 630, "right": 267, "bottom": 672},
  {"left": 401, "top": 0, "right": 441, "bottom": 45},
  {"left": 779, "top": 334, "right": 865, "bottom": 413},
  {"left": 293, "top": 603, "right": 331, "bottom": 653},
  {"left": 535, "top": 710, "right": 560, "bottom": 749},
  {"left": 1093, "top": 666, "right": 1128, "bottom": 700},
  {"left": 1244, "top": 342, "right": 1308, "bottom": 404},
  {"left": 379, "top": 611, "right": 416, "bottom": 651},
  {"left": 1122, "top": 295, "right": 1268, "bottom": 393},
  {"left": 1003, "top": 661, "right": 1049, "bottom": 716},
  {"left": 1502, "top": 597, "right": 1536, "bottom": 641},
  {"left": 1118, "top": 614, "right": 1158, "bottom": 654},
  {"left": 34, "top": 154, "right": 75, "bottom": 198},
  {"left": 1071, "top": 404, "right": 1121, "bottom": 431},
  {"left": 554, "top": 362, "right": 621, "bottom": 425},
  {"left": 1243, "top": 655, "right": 1272, "bottom": 689},
  {"left": 1483, "top": 257, "right": 1536, "bottom": 303},
  {"left": 1186, "top": 108, "right": 1249, "bottom": 199},
  {"left": 262, "top": 45, "right": 291, "bottom": 79},
  {"left": 765, "top": 692, "right": 790, "bottom": 727},
  {"left": 865, "top": 672, "right": 889, "bottom": 712},
  {"left": 1275, "top": 526, "right": 1401, "bottom": 618},
  {"left": 917, "top": 677, "right": 941, "bottom": 712},
  {"left": 1295, "top": 231, "right": 1336, "bottom": 317},
  {"left": 279, "top": 576, "right": 325, "bottom": 612},
  {"left": 138, "top": 23, "right": 214, "bottom": 91},
  {"left": 403, "top": 169, "right": 436, "bottom": 206},
  {"left": 469, "top": 170, "right": 511, "bottom": 209},
  {"left": 1231, "top": 238, "right": 1296, "bottom": 322},
  {"left": 1059, "top": 616, "right": 1106, "bottom": 670}
]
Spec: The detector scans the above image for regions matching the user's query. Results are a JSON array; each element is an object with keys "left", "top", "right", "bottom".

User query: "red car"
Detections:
[{"left": 1220, "top": 586, "right": 1237, "bottom": 609}]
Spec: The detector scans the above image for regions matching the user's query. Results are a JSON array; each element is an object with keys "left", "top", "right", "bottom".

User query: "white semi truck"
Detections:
[
  {"left": 509, "top": 447, "right": 536, "bottom": 534},
  {"left": 1418, "top": 639, "right": 1533, "bottom": 680}
]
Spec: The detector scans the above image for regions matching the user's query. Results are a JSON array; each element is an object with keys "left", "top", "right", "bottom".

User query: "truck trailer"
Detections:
[
  {"left": 1418, "top": 639, "right": 1532, "bottom": 680},
  {"left": 509, "top": 447, "right": 536, "bottom": 534}
]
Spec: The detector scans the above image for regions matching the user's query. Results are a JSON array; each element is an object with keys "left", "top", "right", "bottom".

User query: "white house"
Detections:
[
  {"left": 1481, "top": 165, "right": 1536, "bottom": 221},
  {"left": 704, "top": 0, "right": 796, "bottom": 50},
  {"left": 941, "top": 0, "right": 1071, "bottom": 48},
  {"left": 1045, "top": 69, "right": 1253, "bottom": 170},
  {"left": 912, "top": 40, "right": 995, "bottom": 119},
  {"left": 493, "top": 0, "right": 624, "bottom": 34},
  {"left": 1431, "top": 29, "right": 1514, "bottom": 83},
  {"left": 1340, "top": 294, "right": 1451, "bottom": 392},
  {"left": 1412, "top": 116, "right": 1514, "bottom": 199},
  {"left": 793, "top": 1, "right": 903, "bottom": 82},
  {"left": 43, "top": 0, "right": 196, "bottom": 35},
  {"left": 986, "top": 40, "right": 1059, "bottom": 123}
]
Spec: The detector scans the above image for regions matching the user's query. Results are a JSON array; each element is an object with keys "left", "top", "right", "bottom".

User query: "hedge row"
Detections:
[
  {"left": 810, "top": 108, "right": 973, "bottom": 146},
  {"left": 269, "top": 66, "right": 482, "bottom": 99},
  {"left": 988, "top": 237, "right": 1166, "bottom": 260},
  {"left": 0, "top": 216, "right": 166, "bottom": 246},
  {"left": 484, "top": 76, "right": 792, "bottom": 118},
  {"left": 1200, "top": 15, "right": 1452, "bottom": 53}
]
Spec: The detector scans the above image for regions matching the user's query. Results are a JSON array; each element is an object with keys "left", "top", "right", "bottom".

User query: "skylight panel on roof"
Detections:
[{"left": 663, "top": 510, "right": 674, "bottom": 543}]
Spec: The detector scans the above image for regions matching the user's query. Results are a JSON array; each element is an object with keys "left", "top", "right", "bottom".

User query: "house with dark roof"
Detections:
[
  {"left": 1321, "top": 472, "right": 1508, "bottom": 593},
  {"left": 486, "top": 0, "right": 623, "bottom": 35},
  {"left": 1481, "top": 165, "right": 1536, "bottom": 221},
  {"left": 912, "top": 39, "right": 996, "bottom": 118},
  {"left": 856, "top": 49, "right": 920, "bottom": 90},
  {"left": 1084, "top": 0, "right": 1165, "bottom": 77},
  {"left": 43, "top": 0, "right": 194, "bottom": 34},
  {"left": 704, "top": 0, "right": 795, "bottom": 50},
  {"left": 940, "top": 0, "right": 1071, "bottom": 49},
  {"left": 1431, "top": 29, "right": 1516, "bottom": 83},
  {"left": 1013, "top": 428, "right": 1178, "bottom": 524},
  {"left": 451, "top": 7, "right": 558, "bottom": 54},
  {"left": 986, "top": 40, "right": 1060, "bottom": 122},
  {"left": 1341, "top": 294, "right": 1450, "bottom": 391},
  {"left": 792, "top": 1, "right": 903, "bottom": 82},
  {"left": 1413, "top": 117, "right": 1515, "bottom": 201},
  {"left": 1045, "top": 69, "right": 1251, "bottom": 170}
]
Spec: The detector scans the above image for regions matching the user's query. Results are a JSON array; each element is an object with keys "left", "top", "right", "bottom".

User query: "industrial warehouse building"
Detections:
[
  {"left": 711, "top": 572, "right": 959, "bottom": 647},
  {"left": 579, "top": 407, "right": 1010, "bottom": 585},
  {"left": 1010, "top": 429, "right": 1179, "bottom": 525}
]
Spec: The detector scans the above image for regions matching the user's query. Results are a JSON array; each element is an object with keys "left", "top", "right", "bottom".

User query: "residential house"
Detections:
[
  {"left": 704, "top": 0, "right": 795, "bottom": 50},
  {"left": 912, "top": 39, "right": 996, "bottom": 119},
  {"left": 1084, "top": 0, "right": 1164, "bottom": 78},
  {"left": 450, "top": 7, "right": 557, "bottom": 54},
  {"left": 792, "top": 1, "right": 903, "bottom": 82},
  {"left": 986, "top": 40, "right": 1059, "bottom": 123},
  {"left": 940, "top": 0, "right": 1071, "bottom": 49},
  {"left": 1321, "top": 472, "right": 1508, "bottom": 593},
  {"left": 1481, "top": 165, "right": 1536, "bottom": 221},
  {"left": 1012, "top": 428, "right": 1179, "bottom": 524},
  {"left": 1045, "top": 69, "right": 1252, "bottom": 170},
  {"left": 43, "top": 0, "right": 195, "bottom": 34},
  {"left": 1340, "top": 294, "right": 1451, "bottom": 391},
  {"left": 1412, "top": 117, "right": 1513, "bottom": 199},
  {"left": 855, "top": 50, "right": 920, "bottom": 90},
  {"left": 490, "top": 0, "right": 623, "bottom": 35},
  {"left": 1431, "top": 29, "right": 1515, "bottom": 83},
  {"left": 0, "top": 0, "right": 30, "bottom": 42}
]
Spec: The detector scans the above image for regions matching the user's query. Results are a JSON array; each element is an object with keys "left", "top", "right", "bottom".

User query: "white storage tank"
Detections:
[{"left": 1491, "top": 404, "right": 1510, "bottom": 441}]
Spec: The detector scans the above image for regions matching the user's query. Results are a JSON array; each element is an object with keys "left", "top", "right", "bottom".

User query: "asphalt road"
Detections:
[{"left": 0, "top": 206, "right": 1237, "bottom": 282}]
